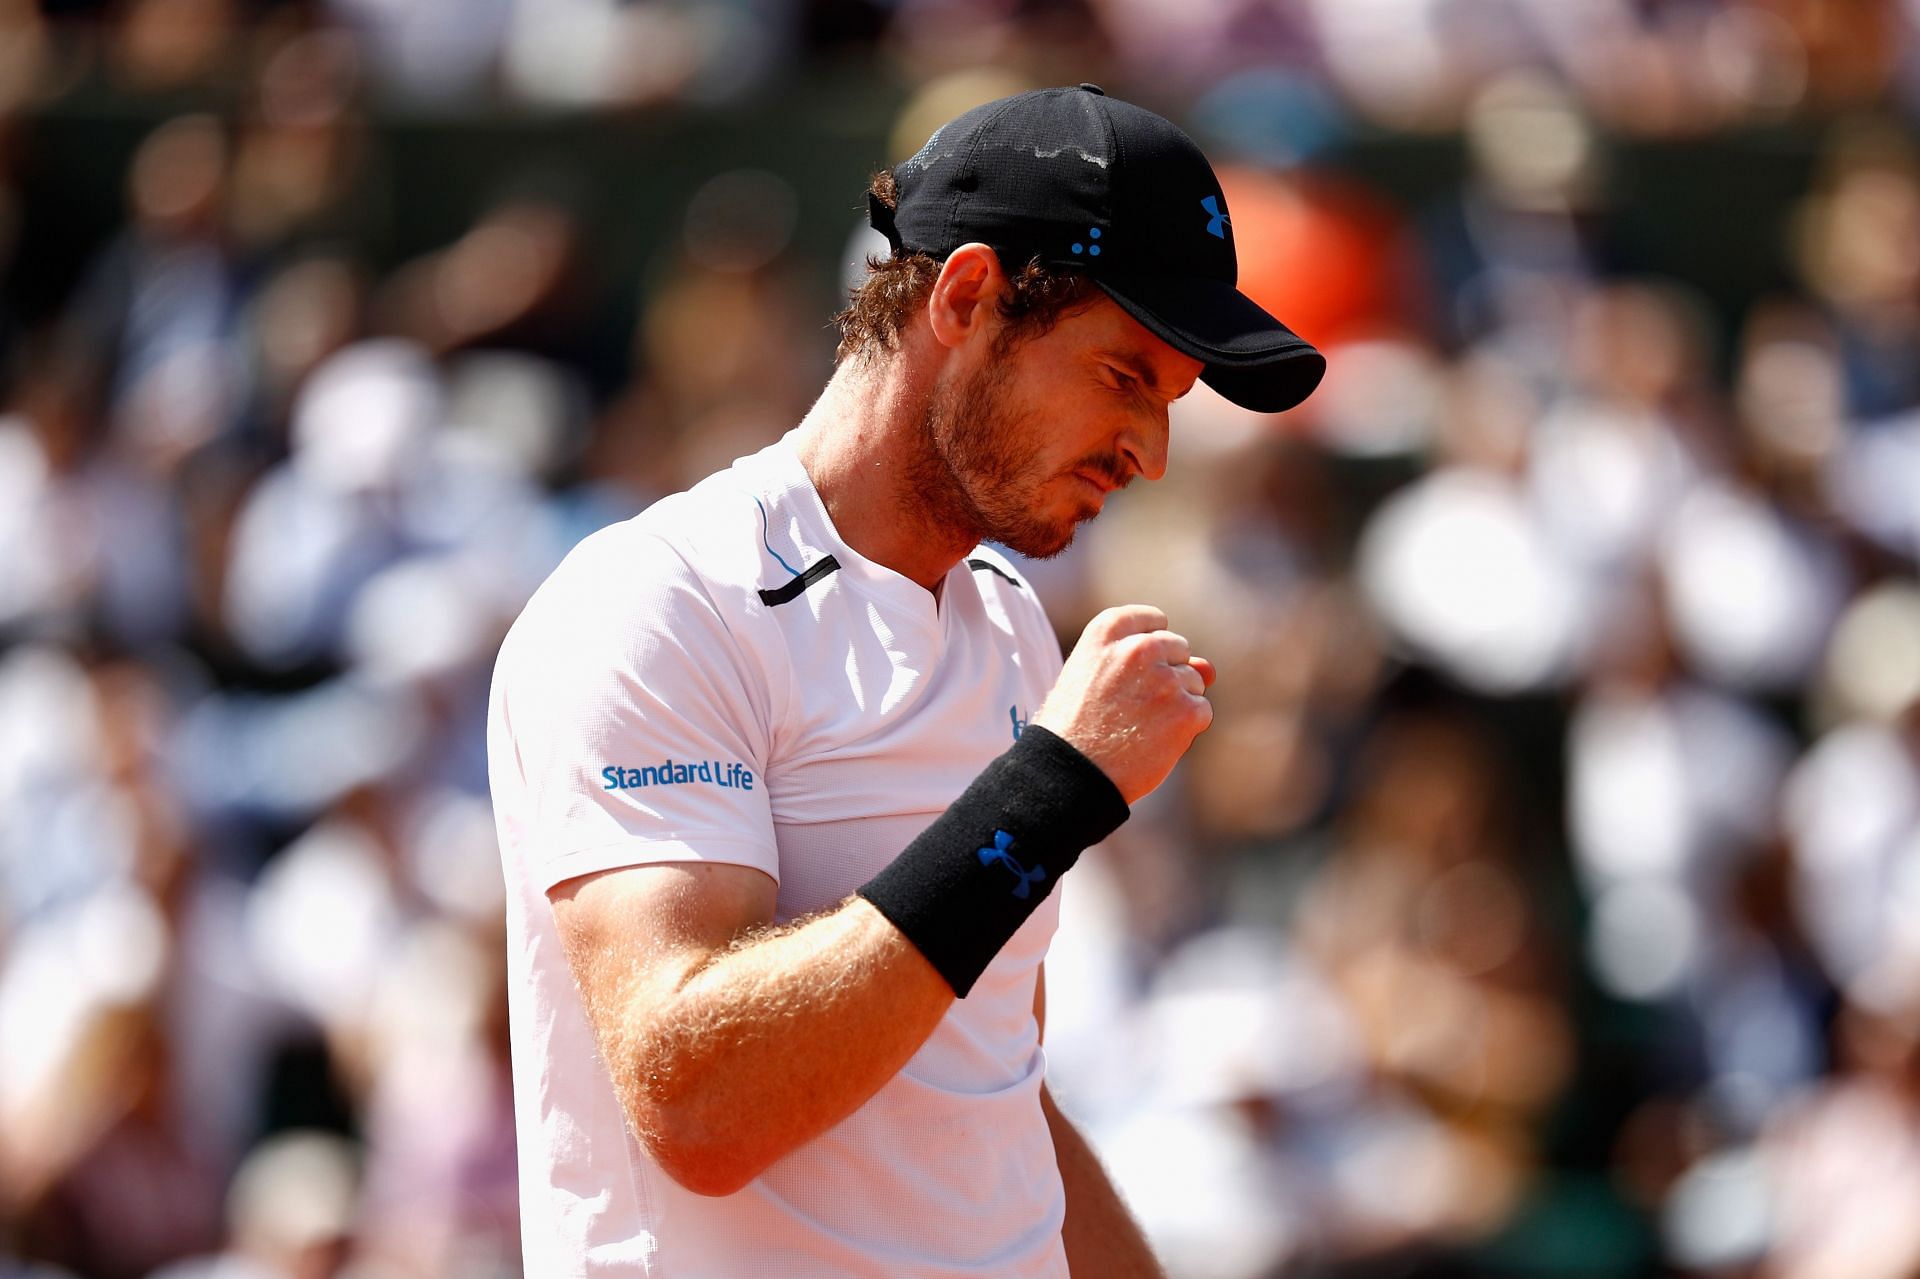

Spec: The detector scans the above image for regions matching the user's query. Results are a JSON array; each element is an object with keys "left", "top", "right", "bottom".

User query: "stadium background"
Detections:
[{"left": 3, "top": 2, "right": 1920, "bottom": 1276}]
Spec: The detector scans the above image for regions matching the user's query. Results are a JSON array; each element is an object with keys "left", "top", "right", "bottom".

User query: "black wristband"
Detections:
[{"left": 857, "top": 725, "right": 1129, "bottom": 997}]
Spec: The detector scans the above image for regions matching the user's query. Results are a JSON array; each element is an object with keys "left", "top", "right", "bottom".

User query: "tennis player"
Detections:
[{"left": 488, "top": 83, "right": 1324, "bottom": 1276}]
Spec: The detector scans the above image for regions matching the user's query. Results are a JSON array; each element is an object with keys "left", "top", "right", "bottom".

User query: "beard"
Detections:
[{"left": 906, "top": 354, "right": 1124, "bottom": 560}]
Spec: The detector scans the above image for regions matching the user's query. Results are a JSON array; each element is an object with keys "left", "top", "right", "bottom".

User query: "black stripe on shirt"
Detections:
[
  {"left": 967, "top": 558, "right": 1026, "bottom": 591},
  {"left": 758, "top": 556, "right": 842, "bottom": 606}
]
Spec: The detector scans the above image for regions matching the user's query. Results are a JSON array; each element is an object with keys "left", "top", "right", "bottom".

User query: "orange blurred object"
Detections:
[{"left": 1218, "top": 166, "right": 1410, "bottom": 352}]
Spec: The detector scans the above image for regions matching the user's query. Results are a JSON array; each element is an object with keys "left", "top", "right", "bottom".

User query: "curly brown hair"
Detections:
[{"left": 833, "top": 169, "right": 1101, "bottom": 363}]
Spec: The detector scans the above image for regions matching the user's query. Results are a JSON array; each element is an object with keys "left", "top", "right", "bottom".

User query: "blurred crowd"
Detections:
[
  {"left": 2, "top": 0, "right": 1920, "bottom": 126},
  {"left": 4, "top": 2, "right": 1920, "bottom": 1278}
]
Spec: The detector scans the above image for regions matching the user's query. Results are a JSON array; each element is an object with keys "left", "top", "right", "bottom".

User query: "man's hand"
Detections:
[{"left": 1031, "top": 605, "right": 1214, "bottom": 805}]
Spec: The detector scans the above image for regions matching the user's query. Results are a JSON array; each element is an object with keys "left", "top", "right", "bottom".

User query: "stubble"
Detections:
[{"left": 903, "top": 356, "right": 1095, "bottom": 561}]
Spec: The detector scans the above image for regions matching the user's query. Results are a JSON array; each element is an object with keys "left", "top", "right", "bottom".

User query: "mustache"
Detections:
[{"left": 1073, "top": 454, "right": 1134, "bottom": 490}]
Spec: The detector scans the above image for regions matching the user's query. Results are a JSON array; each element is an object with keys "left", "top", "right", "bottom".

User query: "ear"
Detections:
[{"left": 925, "top": 243, "right": 1006, "bottom": 351}]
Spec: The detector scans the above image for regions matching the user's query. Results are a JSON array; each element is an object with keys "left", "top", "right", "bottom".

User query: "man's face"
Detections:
[{"left": 915, "top": 293, "right": 1205, "bottom": 558}]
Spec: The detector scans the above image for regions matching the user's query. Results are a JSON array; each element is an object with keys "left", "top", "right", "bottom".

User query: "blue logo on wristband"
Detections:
[{"left": 978, "top": 830, "right": 1046, "bottom": 900}]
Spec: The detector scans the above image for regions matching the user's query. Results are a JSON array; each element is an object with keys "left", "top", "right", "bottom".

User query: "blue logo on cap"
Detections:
[
  {"left": 1201, "top": 195, "right": 1230, "bottom": 239},
  {"left": 1071, "top": 227, "right": 1102, "bottom": 257}
]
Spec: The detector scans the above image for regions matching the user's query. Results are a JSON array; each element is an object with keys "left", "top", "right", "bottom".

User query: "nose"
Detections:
[{"left": 1118, "top": 407, "right": 1170, "bottom": 483}]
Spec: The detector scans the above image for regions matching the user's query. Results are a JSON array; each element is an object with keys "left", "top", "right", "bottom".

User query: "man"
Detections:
[{"left": 488, "top": 84, "right": 1324, "bottom": 1277}]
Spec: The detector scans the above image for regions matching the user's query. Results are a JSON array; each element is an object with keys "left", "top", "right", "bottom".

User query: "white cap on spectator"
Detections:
[
  {"left": 1359, "top": 468, "right": 1582, "bottom": 692},
  {"left": 228, "top": 1130, "right": 361, "bottom": 1255},
  {"left": 345, "top": 556, "right": 495, "bottom": 688},
  {"left": 1146, "top": 927, "right": 1362, "bottom": 1106},
  {"left": 1819, "top": 582, "right": 1920, "bottom": 725},
  {"left": 291, "top": 340, "right": 442, "bottom": 494},
  {"left": 1660, "top": 482, "right": 1843, "bottom": 692},
  {"left": 442, "top": 351, "right": 585, "bottom": 483}
]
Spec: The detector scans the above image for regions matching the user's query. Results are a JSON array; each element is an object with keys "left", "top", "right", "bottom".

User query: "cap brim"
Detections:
[{"left": 1093, "top": 274, "right": 1326, "bottom": 414}]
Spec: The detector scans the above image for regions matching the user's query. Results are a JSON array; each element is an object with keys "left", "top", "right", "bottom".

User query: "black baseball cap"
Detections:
[{"left": 869, "top": 83, "right": 1326, "bottom": 414}]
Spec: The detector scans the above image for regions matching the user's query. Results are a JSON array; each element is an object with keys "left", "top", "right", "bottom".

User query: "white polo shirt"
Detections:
[{"left": 488, "top": 431, "right": 1071, "bottom": 1277}]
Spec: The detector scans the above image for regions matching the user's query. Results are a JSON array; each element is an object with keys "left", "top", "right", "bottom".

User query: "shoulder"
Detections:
[
  {"left": 499, "top": 503, "right": 753, "bottom": 686},
  {"left": 517, "top": 450, "right": 802, "bottom": 646},
  {"left": 509, "top": 512, "right": 717, "bottom": 657},
  {"left": 490, "top": 507, "right": 776, "bottom": 762}
]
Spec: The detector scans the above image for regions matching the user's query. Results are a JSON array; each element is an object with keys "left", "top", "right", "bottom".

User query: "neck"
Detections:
[{"left": 793, "top": 341, "right": 980, "bottom": 591}]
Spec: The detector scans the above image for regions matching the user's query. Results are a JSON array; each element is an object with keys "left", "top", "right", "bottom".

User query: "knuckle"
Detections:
[
  {"left": 1107, "top": 604, "right": 1167, "bottom": 635},
  {"left": 1132, "top": 643, "right": 1162, "bottom": 665}
]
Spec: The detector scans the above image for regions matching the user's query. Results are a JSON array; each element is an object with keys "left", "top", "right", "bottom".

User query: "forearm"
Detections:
[
  {"left": 1044, "top": 1087, "right": 1164, "bottom": 1279},
  {"left": 604, "top": 895, "right": 953, "bottom": 1196}
]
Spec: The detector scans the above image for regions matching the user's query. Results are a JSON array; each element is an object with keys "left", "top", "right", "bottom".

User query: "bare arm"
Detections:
[
  {"left": 1035, "top": 973, "right": 1167, "bottom": 1278},
  {"left": 551, "top": 862, "right": 951, "bottom": 1197},
  {"left": 551, "top": 605, "right": 1213, "bottom": 1198}
]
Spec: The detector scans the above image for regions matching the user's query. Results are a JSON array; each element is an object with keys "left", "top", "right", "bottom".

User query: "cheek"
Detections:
[
  {"left": 989, "top": 378, "right": 1069, "bottom": 467},
  {"left": 989, "top": 351, "right": 1117, "bottom": 480},
  {"left": 999, "top": 361, "right": 1061, "bottom": 425}
]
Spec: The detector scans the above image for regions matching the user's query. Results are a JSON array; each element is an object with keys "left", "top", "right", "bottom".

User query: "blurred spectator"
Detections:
[
  {"left": 0, "top": 348, "right": 190, "bottom": 649},
  {"left": 375, "top": 188, "right": 598, "bottom": 372},
  {"left": 220, "top": 338, "right": 434, "bottom": 672},
  {"left": 4, "top": 1001, "right": 225, "bottom": 1279},
  {"left": 226, "top": 31, "right": 371, "bottom": 261},
  {"left": 66, "top": 115, "right": 244, "bottom": 475},
  {"left": 1793, "top": 120, "right": 1920, "bottom": 420},
  {"left": 149, "top": 1131, "right": 361, "bottom": 1279}
]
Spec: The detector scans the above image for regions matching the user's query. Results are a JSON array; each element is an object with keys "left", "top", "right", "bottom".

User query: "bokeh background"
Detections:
[{"left": 3, "top": 2, "right": 1920, "bottom": 1276}]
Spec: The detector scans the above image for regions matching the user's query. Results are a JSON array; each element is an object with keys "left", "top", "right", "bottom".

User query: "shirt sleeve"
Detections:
[{"left": 490, "top": 529, "right": 778, "bottom": 895}]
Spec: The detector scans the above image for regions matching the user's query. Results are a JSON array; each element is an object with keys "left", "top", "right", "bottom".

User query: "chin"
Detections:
[{"left": 997, "top": 516, "right": 1084, "bottom": 561}]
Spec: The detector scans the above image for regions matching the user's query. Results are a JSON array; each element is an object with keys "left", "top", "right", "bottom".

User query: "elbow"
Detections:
[
  {"left": 620, "top": 1076, "right": 770, "bottom": 1197},
  {"left": 610, "top": 1025, "right": 780, "bottom": 1197},
  {"left": 660, "top": 1152, "right": 761, "bottom": 1199},
  {"left": 640, "top": 1121, "right": 767, "bottom": 1198}
]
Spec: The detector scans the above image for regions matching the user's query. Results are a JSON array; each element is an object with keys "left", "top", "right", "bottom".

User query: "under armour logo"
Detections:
[
  {"left": 1201, "top": 195, "right": 1230, "bottom": 239},
  {"left": 978, "top": 830, "right": 1046, "bottom": 900}
]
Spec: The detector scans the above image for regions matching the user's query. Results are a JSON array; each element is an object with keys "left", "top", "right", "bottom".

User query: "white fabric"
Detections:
[{"left": 489, "top": 432, "right": 1070, "bottom": 1277}]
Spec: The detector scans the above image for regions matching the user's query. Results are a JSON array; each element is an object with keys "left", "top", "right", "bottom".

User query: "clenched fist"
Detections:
[{"left": 1030, "top": 605, "right": 1215, "bottom": 805}]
